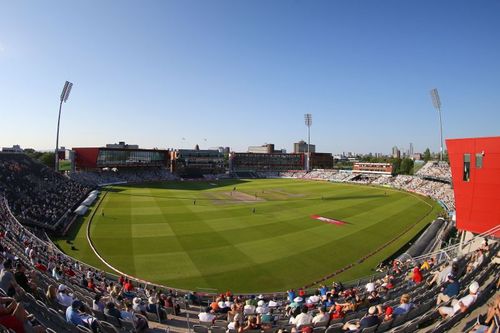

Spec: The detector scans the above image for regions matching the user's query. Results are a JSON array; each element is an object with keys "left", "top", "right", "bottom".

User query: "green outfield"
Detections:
[{"left": 57, "top": 179, "right": 441, "bottom": 293}]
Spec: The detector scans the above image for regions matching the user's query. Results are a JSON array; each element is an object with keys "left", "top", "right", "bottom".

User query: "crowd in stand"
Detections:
[
  {"left": 1, "top": 184, "right": 497, "bottom": 333},
  {"left": 266, "top": 163, "right": 456, "bottom": 211},
  {"left": 0, "top": 197, "right": 156, "bottom": 332},
  {"left": 69, "top": 168, "right": 177, "bottom": 186},
  {"left": 187, "top": 247, "right": 498, "bottom": 333},
  {"left": 0, "top": 153, "right": 90, "bottom": 227},
  {"left": 416, "top": 161, "right": 452, "bottom": 182},
  {"left": 0, "top": 154, "right": 497, "bottom": 333}
]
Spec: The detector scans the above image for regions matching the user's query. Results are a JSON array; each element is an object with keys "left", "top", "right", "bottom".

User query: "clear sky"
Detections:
[{"left": 1, "top": 1, "right": 499, "bottom": 155}]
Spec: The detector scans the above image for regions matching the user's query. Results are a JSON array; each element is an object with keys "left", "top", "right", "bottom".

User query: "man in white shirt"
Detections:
[
  {"left": 292, "top": 306, "right": 313, "bottom": 327},
  {"left": 57, "top": 284, "right": 74, "bottom": 307},
  {"left": 256, "top": 300, "right": 268, "bottom": 314},
  {"left": 312, "top": 306, "right": 329, "bottom": 325},
  {"left": 244, "top": 303, "right": 256, "bottom": 315},
  {"left": 365, "top": 282, "right": 376, "bottom": 293},
  {"left": 438, "top": 281, "right": 479, "bottom": 318},
  {"left": 198, "top": 307, "right": 216, "bottom": 323},
  {"left": 307, "top": 293, "right": 321, "bottom": 305}
]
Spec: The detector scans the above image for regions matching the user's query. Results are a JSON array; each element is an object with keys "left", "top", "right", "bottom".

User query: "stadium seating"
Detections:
[
  {"left": 0, "top": 154, "right": 497, "bottom": 332},
  {"left": 0, "top": 153, "right": 90, "bottom": 230}
]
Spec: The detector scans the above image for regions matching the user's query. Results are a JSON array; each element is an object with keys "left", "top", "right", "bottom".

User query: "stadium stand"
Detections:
[
  {"left": 0, "top": 153, "right": 90, "bottom": 231},
  {"left": 259, "top": 166, "right": 456, "bottom": 212},
  {"left": 69, "top": 168, "right": 177, "bottom": 187},
  {"left": 416, "top": 161, "right": 452, "bottom": 183},
  {"left": 0, "top": 153, "right": 497, "bottom": 333}
]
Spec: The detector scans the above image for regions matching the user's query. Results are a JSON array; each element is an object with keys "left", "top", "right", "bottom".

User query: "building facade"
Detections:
[
  {"left": 352, "top": 162, "right": 393, "bottom": 175},
  {"left": 72, "top": 146, "right": 169, "bottom": 170},
  {"left": 294, "top": 140, "right": 316, "bottom": 153},
  {"left": 247, "top": 144, "right": 275, "bottom": 154},
  {"left": 230, "top": 152, "right": 304, "bottom": 172},
  {"left": 309, "top": 152, "right": 333, "bottom": 169},
  {"left": 446, "top": 136, "right": 500, "bottom": 236},
  {"left": 171, "top": 149, "right": 225, "bottom": 177}
]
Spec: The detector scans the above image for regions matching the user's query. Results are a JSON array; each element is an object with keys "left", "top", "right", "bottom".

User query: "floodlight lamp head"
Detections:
[
  {"left": 60, "top": 81, "right": 73, "bottom": 103},
  {"left": 304, "top": 113, "right": 312, "bottom": 127},
  {"left": 430, "top": 88, "right": 441, "bottom": 110}
]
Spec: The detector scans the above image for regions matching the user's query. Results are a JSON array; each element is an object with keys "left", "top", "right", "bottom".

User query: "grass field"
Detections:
[{"left": 55, "top": 179, "right": 441, "bottom": 293}]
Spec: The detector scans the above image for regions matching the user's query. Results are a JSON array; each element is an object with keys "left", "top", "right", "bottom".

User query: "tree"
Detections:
[
  {"left": 38, "top": 152, "right": 55, "bottom": 169},
  {"left": 392, "top": 158, "right": 402, "bottom": 176},
  {"left": 400, "top": 158, "right": 414, "bottom": 175},
  {"left": 423, "top": 148, "right": 431, "bottom": 162}
]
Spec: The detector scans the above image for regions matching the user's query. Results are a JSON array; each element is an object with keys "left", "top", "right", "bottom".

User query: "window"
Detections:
[
  {"left": 463, "top": 154, "right": 470, "bottom": 182},
  {"left": 475, "top": 153, "right": 483, "bottom": 169}
]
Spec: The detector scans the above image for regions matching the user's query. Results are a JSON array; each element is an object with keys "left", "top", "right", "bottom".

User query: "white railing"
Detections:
[{"left": 410, "top": 224, "right": 500, "bottom": 264}]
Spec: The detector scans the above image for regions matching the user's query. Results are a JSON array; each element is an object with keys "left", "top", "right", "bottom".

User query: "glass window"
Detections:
[
  {"left": 463, "top": 154, "right": 470, "bottom": 182},
  {"left": 475, "top": 153, "right": 483, "bottom": 168}
]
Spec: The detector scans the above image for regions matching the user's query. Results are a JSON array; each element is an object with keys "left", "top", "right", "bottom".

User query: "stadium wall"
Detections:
[
  {"left": 446, "top": 136, "right": 500, "bottom": 237},
  {"left": 73, "top": 147, "right": 100, "bottom": 169}
]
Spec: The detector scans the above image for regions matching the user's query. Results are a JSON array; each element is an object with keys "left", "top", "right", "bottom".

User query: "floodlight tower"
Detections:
[
  {"left": 55, "top": 81, "right": 73, "bottom": 172},
  {"left": 304, "top": 113, "right": 312, "bottom": 171},
  {"left": 430, "top": 88, "right": 444, "bottom": 161}
]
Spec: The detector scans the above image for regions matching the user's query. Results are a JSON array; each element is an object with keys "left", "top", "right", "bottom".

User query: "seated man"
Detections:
[
  {"left": 342, "top": 306, "right": 379, "bottom": 331},
  {"left": 14, "top": 262, "right": 35, "bottom": 294},
  {"left": 146, "top": 297, "right": 166, "bottom": 320},
  {"left": 393, "top": 294, "right": 414, "bottom": 317},
  {"left": 198, "top": 306, "right": 216, "bottom": 324},
  {"left": 66, "top": 300, "right": 98, "bottom": 331},
  {"left": 438, "top": 281, "right": 479, "bottom": 318},
  {"left": 0, "top": 259, "right": 23, "bottom": 298},
  {"left": 104, "top": 302, "right": 122, "bottom": 320},
  {"left": 291, "top": 306, "right": 313, "bottom": 328},
  {"left": 57, "top": 284, "right": 74, "bottom": 307},
  {"left": 312, "top": 306, "right": 329, "bottom": 325},
  {"left": 436, "top": 274, "right": 460, "bottom": 306}
]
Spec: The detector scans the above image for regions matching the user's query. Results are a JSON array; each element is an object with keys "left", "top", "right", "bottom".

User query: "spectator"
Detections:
[
  {"left": 241, "top": 315, "right": 261, "bottom": 332},
  {"left": 104, "top": 301, "right": 122, "bottom": 320},
  {"left": 13, "top": 261, "right": 35, "bottom": 294},
  {"left": 291, "top": 306, "right": 313, "bottom": 327},
  {"left": 330, "top": 304, "right": 345, "bottom": 320},
  {"left": 256, "top": 300, "right": 267, "bottom": 315},
  {"left": 57, "top": 284, "right": 74, "bottom": 307},
  {"left": 198, "top": 306, "right": 216, "bottom": 323},
  {"left": 261, "top": 308, "right": 275, "bottom": 326},
  {"left": 45, "top": 285, "right": 59, "bottom": 308},
  {"left": 436, "top": 274, "right": 460, "bottom": 305},
  {"left": 132, "top": 297, "right": 146, "bottom": 315},
  {"left": 66, "top": 300, "right": 97, "bottom": 330},
  {"left": 92, "top": 294, "right": 106, "bottom": 312},
  {"left": 378, "top": 305, "right": 393, "bottom": 322},
  {"left": 120, "top": 302, "right": 135, "bottom": 322},
  {"left": 0, "top": 259, "right": 22, "bottom": 297},
  {"left": 393, "top": 294, "right": 414, "bottom": 317},
  {"left": 411, "top": 266, "right": 423, "bottom": 285},
  {"left": 470, "top": 294, "right": 500, "bottom": 332},
  {"left": 34, "top": 260, "right": 47, "bottom": 272},
  {"left": 312, "top": 306, "right": 329, "bottom": 325},
  {"left": 365, "top": 281, "right": 376, "bottom": 293},
  {"left": 343, "top": 306, "right": 379, "bottom": 331},
  {"left": 0, "top": 296, "right": 45, "bottom": 333},
  {"left": 243, "top": 300, "right": 256, "bottom": 315},
  {"left": 438, "top": 281, "right": 480, "bottom": 319}
]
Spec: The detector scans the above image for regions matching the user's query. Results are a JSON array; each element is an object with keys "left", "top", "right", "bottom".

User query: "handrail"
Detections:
[{"left": 409, "top": 224, "right": 500, "bottom": 263}]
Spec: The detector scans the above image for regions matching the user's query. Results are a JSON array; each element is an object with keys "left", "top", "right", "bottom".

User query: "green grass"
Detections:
[
  {"left": 59, "top": 160, "right": 71, "bottom": 172},
  {"left": 54, "top": 179, "right": 441, "bottom": 293}
]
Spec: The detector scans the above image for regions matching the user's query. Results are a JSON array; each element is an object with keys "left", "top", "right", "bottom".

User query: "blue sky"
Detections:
[{"left": 1, "top": 1, "right": 499, "bottom": 154}]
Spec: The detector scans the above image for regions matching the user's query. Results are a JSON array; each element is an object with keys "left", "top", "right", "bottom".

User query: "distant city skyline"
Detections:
[{"left": 1, "top": 1, "right": 499, "bottom": 154}]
